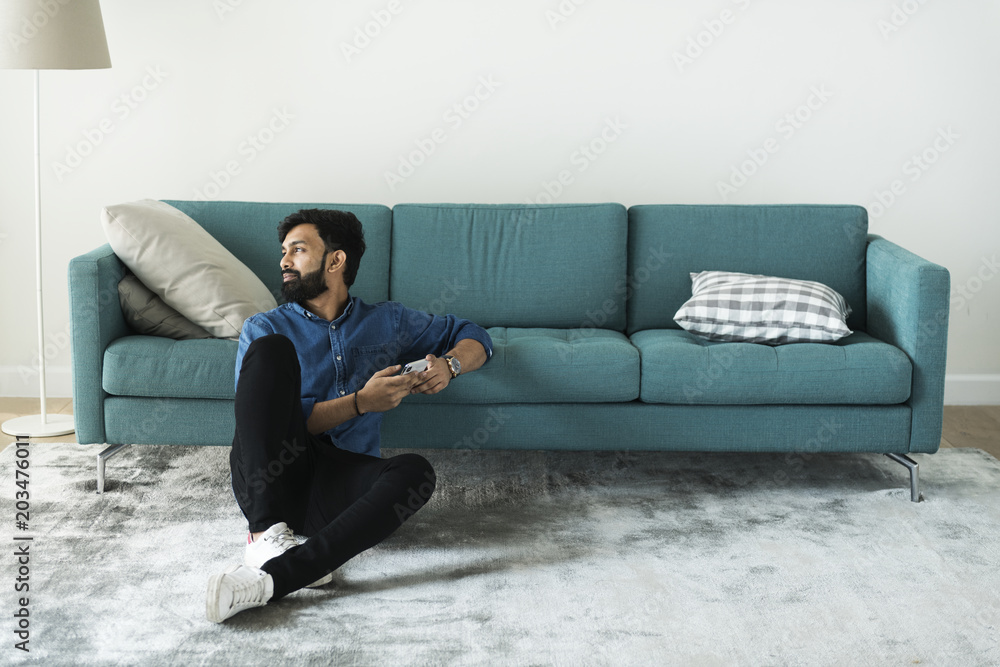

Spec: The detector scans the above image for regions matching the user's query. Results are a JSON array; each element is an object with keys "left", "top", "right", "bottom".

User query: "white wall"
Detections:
[{"left": 1, "top": 0, "right": 998, "bottom": 402}]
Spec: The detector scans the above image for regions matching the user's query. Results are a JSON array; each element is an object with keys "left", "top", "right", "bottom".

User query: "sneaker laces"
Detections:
[
  {"left": 261, "top": 525, "right": 298, "bottom": 553},
  {"left": 232, "top": 573, "right": 268, "bottom": 606}
]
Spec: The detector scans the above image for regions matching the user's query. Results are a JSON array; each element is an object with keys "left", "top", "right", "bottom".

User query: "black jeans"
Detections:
[{"left": 229, "top": 334, "right": 436, "bottom": 600}]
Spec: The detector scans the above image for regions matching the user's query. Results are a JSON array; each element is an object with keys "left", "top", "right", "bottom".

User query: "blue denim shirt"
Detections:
[{"left": 235, "top": 297, "right": 492, "bottom": 457}]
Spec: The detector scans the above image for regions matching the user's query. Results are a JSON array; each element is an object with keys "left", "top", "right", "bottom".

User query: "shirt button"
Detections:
[
  {"left": 331, "top": 325, "right": 336, "bottom": 330},
  {"left": 336, "top": 355, "right": 342, "bottom": 361},
  {"left": 339, "top": 390, "right": 346, "bottom": 396}
]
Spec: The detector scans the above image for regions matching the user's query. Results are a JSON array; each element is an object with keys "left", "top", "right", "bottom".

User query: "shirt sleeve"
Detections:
[
  {"left": 395, "top": 302, "right": 493, "bottom": 363},
  {"left": 234, "top": 315, "right": 275, "bottom": 392}
]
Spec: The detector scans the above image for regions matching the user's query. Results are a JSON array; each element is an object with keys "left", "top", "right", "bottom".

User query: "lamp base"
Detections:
[{"left": 1, "top": 414, "right": 75, "bottom": 438}]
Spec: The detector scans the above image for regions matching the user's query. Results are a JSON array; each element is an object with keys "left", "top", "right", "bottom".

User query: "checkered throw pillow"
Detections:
[{"left": 673, "top": 271, "right": 853, "bottom": 345}]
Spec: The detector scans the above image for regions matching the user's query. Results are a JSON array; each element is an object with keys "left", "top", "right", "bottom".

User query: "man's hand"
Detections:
[
  {"left": 410, "top": 354, "right": 452, "bottom": 395},
  {"left": 358, "top": 365, "right": 422, "bottom": 413}
]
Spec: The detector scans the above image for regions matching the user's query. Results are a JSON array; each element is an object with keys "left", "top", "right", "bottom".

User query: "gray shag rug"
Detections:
[{"left": 2, "top": 442, "right": 999, "bottom": 666}]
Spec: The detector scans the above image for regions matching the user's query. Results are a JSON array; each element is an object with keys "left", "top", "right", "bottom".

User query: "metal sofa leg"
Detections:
[
  {"left": 884, "top": 453, "right": 921, "bottom": 502},
  {"left": 97, "top": 444, "right": 129, "bottom": 494}
]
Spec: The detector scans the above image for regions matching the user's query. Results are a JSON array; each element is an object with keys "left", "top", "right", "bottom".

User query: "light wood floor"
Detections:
[
  {"left": 1, "top": 398, "right": 997, "bottom": 458},
  {"left": 1, "top": 397, "right": 76, "bottom": 453}
]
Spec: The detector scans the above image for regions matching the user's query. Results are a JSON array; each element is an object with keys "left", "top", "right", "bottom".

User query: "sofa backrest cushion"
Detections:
[
  {"left": 164, "top": 201, "right": 393, "bottom": 305},
  {"left": 626, "top": 205, "right": 868, "bottom": 335},
  {"left": 390, "top": 204, "right": 628, "bottom": 329}
]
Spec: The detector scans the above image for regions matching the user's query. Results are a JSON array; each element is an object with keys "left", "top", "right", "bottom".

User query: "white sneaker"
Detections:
[
  {"left": 244, "top": 522, "right": 333, "bottom": 588},
  {"left": 206, "top": 564, "right": 273, "bottom": 623}
]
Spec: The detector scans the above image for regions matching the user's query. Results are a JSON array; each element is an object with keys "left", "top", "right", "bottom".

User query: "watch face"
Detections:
[{"left": 448, "top": 356, "right": 461, "bottom": 376}]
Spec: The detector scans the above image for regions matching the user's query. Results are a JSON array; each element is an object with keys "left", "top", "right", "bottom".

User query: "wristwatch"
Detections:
[{"left": 443, "top": 355, "right": 461, "bottom": 378}]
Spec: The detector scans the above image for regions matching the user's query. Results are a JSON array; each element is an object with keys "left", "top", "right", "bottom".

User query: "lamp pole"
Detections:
[{"left": 0, "top": 0, "right": 112, "bottom": 438}]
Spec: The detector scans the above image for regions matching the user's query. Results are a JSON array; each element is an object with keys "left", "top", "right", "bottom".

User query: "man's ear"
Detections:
[{"left": 328, "top": 249, "right": 347, "bottom": 273}]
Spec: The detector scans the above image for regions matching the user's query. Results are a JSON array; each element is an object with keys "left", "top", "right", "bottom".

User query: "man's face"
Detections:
[{"left": 280, "top": 223, "right": 330, "bottom": 303}]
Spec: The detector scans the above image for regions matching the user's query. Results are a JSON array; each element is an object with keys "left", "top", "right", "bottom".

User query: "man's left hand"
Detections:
[{"left": 410, "top": 354, "right": 451, "bottom": 395}]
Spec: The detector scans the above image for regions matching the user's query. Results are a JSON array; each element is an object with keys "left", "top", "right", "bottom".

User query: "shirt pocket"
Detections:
[{"left": 350, "top": 343, "right": 400, "bottom": 392}]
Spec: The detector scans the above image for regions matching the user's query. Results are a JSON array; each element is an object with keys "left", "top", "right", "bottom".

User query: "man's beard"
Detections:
[{"left": 281, "top": 254, "right": 329, "bottom": 303}]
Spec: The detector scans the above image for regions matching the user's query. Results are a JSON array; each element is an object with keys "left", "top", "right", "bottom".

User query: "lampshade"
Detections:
[{"left": 0, "top": 0, "right": 111, "bottom": 70}]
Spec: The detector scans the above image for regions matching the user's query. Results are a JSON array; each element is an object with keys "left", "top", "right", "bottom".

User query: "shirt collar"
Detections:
[{"left": 286, "top": 296, "right": 356, "bottom": 323}]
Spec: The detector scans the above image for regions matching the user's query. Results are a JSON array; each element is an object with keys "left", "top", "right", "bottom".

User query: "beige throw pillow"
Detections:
[{"left": 102, "top": 199, "right": 276, "bottom": 339}]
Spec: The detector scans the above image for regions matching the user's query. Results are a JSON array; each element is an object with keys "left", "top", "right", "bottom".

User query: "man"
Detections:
[{"left": 206, "top": 208, "right": 491, "bottom": 623}]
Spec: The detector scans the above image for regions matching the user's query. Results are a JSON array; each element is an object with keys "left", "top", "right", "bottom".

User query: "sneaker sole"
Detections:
[
  {"left": 305, "top": 573, "right": 334, "bottom": 588},
  {"left": 206, "top": 572, "right": 228, "bottom": 623}
]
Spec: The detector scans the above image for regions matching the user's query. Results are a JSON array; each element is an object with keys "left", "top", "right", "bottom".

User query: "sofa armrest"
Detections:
[
  {"left": 866, "top": 234, "right": 950, "bottom": 453},
  {"left": 68, "top": 244, "right": 130, "bottom": 444}
]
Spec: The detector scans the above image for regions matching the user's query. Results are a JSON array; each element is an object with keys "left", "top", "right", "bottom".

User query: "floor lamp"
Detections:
[{"left": 0, "top": 1, "right": 111, "bottom": 437}]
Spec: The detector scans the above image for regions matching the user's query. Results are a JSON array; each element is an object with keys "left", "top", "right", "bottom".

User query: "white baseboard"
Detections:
[
  {"left": 944, "top": 374, "right": 1000, "bottom": 406},
  {"left": 0, "top": 365, "right": 73, "bottom": 399},
  {"left": 2, "top": 366, "right": 997, "bottom": 406}
]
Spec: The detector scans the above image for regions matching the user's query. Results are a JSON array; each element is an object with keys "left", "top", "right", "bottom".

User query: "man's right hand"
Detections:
[{"left": 357, "top": 365, "right": 421, "bottom": 414}]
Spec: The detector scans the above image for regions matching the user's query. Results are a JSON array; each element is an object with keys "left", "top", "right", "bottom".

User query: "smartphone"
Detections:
[{"left": 399, "top": 359, "right": 429, "bottom": 375}]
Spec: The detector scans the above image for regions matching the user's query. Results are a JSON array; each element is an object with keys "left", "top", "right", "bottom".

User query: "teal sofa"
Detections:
[{"left": 68, "top": 202, "right": 950, "bottom": 499}]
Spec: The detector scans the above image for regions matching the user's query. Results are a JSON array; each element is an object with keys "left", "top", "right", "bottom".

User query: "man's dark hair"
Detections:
[{"left": 277, "top": 209, "right": 366, "bottom": 287}]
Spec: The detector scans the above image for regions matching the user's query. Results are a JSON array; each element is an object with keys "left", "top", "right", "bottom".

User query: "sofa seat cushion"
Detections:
[
  {"left": 103, "top": 336, "right": 238, "bottom": 399},
  {"left": 406, "top": 327, "right": 640, "bottom": 404},
  {"left": 631, "top": 329, "right": 911, "bottom": 405}
]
